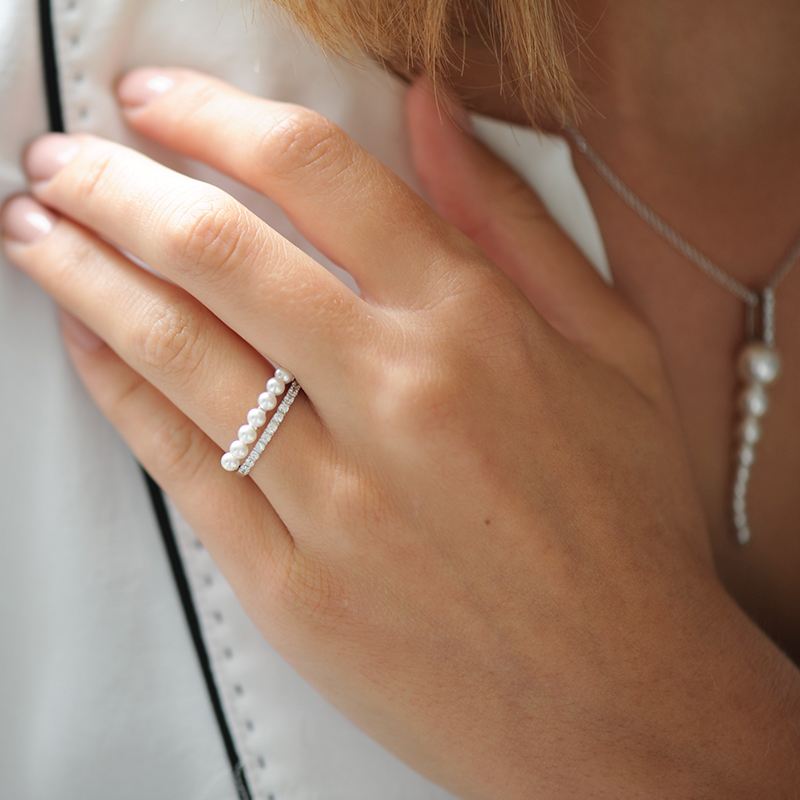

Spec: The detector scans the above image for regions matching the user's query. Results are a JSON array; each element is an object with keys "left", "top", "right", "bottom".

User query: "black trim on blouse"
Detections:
[
  {"left": 37, "top": 0, "right": 64, "bottom": 132},
  {"left": 143, "top": 472, "right": 254, "bottom": 800},
  {"left": 36, "top": 3, "right": 252, "bottom": 796}
]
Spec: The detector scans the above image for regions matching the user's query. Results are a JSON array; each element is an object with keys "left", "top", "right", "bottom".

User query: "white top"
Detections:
[{"left": 0, "top": 1, "right": 608, "bottom": 797}]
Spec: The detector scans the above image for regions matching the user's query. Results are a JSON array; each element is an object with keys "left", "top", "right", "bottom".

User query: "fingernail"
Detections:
[
  {"left": 25, "top": 134, "right": 80, "bottom": 182},
  {"left": 415, "top": 74, "right": 474, "bottom": 136},
  {"left": 448, "top": 99, "right": 474, "bottom": 136},
  {"left": 117, "top": 68, "right": 176, "bottom": 108},
  {"left": 0, "top": 195, "right": 58, "bottom": 244},
  {"left": 59, "top": 309, "right": 105, "bottom": 352}
]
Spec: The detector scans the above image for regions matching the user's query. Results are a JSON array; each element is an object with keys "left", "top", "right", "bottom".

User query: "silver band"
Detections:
[{"left": 238, "top": 380, "right": 301, "bottom": 476}]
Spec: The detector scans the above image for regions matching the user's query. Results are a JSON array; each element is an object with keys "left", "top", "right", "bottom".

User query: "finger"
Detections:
[
  {"left": 406, "top": 79, "right": 662, "bottom": 387},
  {"left": 116, "top": 68, "right": 477, "bottom": 306},
  {"left": 24, "top": 134, "right": 370, "bottom": 395},
  {"left": 0, "top": 195, "right": 331, "bottom": 508},
  {"left": 57, "top": 309, "right": 302, "bottom": 607}
]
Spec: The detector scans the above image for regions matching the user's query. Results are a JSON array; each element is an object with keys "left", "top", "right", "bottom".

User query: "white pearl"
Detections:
[
  {"left": 736, "top": 527, "right": 751, "bottom": 546},
  {"left": 238, "top": 424, "right": 257, "bottom": 444},
  {"left": 738, "top": 383, "right": 768, "bottom": 417},
  {"left": 736, "top": 464, "right": 750, "bottom": 486},
  {"left": 267, "top": 377, "right": 286, "bottom": 396},
  {"left": 229, "top": 440, "right": 248, "bottom": 460},
  {"left": 258, "top": 391, "right": 277, "bottom": 411},
  {"left": 733, "top": 510, "right": 748, "bottom": 530},
  {"left": 737, "top": 343, "right": 781, "bottom": 384},
  {"left": 247, "top": 407, "right": 267, "bottom": 428},
  {"left": 737, "top": 416, "right": 761, "bottom": 445},
  {"left": 733, "top": 480, "right": 748, "bottom": 499},
  {"left": 738, "top": 443, "right": 755, "bottom": 467},
  {"left": 275, "top": 367, "right": 293, "bottom": 384},
  {"left": 221, "top": 453, "right": 240, "bottom": 471},
  {"left": 732, "top": 495, "right": 746, "bottom": 515}
]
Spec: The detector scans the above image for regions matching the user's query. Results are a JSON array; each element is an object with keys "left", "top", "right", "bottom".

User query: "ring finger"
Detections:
[{"left": 0, "top": 195, "right": 332, "bottom": 518}]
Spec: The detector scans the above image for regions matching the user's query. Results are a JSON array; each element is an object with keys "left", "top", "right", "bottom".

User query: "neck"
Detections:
[
  {"left": 570, "top": 0, "right": 800, "bottom": 149},
  {"left": 446, "top": 0, "right": 800, "bottom": 287},
  {"left": 564, "top": 0, "right": 800, "bottom": 288}
]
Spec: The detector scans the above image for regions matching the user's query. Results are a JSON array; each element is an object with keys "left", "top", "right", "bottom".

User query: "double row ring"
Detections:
[{"left": 220, "top": 366, "right": 300, "bottom": 475}]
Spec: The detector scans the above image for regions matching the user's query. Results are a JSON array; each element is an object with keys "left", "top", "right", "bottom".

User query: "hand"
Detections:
[{"left": 2, "top": 69, "right": 798, "bottom": 798}]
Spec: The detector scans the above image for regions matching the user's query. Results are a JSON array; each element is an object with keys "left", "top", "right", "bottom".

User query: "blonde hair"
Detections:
[{"left": 267, "top": 0, "right": 580, "bottom": 125}]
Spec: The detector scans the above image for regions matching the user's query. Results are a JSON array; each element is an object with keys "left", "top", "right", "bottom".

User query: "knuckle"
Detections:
[
  {"left": 370, "top": 352, "right": 469, "bottom": 445},
  {"left": 100, "top": 370, "right": 210, "bottom": 484},
  {"left": 257, "top": 107, "right": 353, "bottom": 184},
  {"left": 160, "top": 190, "right": 251, "bottom": 280},
  {"left": 148, "top": 412, "right": 212, "bottom": 484},
  {"left": 132, "top": 301, "right": 208, "bottom": 386},
  {"left": 323, "top": 457, "right": 379, "bottom": 524}
]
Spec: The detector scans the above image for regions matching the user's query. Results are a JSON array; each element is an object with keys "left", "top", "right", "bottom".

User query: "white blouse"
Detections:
[{"left": 0, "top": 1, "right": 608, "bottom": 797}]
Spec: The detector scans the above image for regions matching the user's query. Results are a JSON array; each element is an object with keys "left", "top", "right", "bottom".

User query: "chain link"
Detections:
[{"left": 565, "top": 123, "right": 800, "bottom": 306}]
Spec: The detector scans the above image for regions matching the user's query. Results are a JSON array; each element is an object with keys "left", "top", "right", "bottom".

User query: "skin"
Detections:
[
  {"left": 568, "top": 0, "right": 800, "bottom": 661},
  {"left": 444, "top": 0, "right": 800, "bottom": 660},
  {"left": 1, "top": 1, "right": 800, "bottom": 795}
]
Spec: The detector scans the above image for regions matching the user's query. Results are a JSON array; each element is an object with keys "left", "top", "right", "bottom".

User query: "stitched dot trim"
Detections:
[
  {"left": 56, "top": 0, "right": 92, "bottom": 129},
  {"left": 170, "top": 515, "right": 273, "bottom": 798}
]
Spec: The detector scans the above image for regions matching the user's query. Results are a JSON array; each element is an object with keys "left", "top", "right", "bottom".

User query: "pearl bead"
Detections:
[
  {"left": 247, "top": 407, "right": 267, "bottom": 428},
  {"left": 732, "top": 495, "right": 746, "bottom": 515},
  {"left": 267, "top": 377, "right": 286, "bottom": 396},
  {"left": 229, "top": 440, "right": 248, "bottom": 460},
  {"left": 258, "top": 391, "right": 277, "bottom": 411},
  {"left": 238, "top": 424, "right": 257, "bottom": 444},
  {"left": 738, "top": 383, "right": 768, "bottom": 417},
  {"left": 736, "top": 527, "right": 751, "bottom": 546},
  {"left": 737, "top": 416, "right": 761, "bottom": 445},
  {"left": 275, "top": 367, "right": 293, "bottom": 384},
  {"left": 733, "top": 510, "right": 748, "bottom": 530},
  {"left": 737, "top": 342, "right": 781, "bottom": 384},
  {"left": 738, "top": 443, "right": 755, "bottom": 467},
  {"left": 736, "top": 464, "right": 750, "bottom": 486},
  {"left": 220, "top": 453, "right": 240, "bottom": 471}
]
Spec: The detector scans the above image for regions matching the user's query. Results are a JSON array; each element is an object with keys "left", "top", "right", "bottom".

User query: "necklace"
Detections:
[{"left": 565, "top": 123, "right": 800, "bottom": 546}]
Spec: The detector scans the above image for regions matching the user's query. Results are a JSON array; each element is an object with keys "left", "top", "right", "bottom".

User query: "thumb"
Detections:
[{"left": 406, "top": 77, "right": 655, "bottom": 379}]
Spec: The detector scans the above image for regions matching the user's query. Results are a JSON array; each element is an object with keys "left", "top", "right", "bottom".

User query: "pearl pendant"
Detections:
[
  {"left": 730, "top": 288, "right": 783, "bottom": 547},
  {"left": 731, "top": 331, "right": 782, "bottom": 546},
  {"left": 737, "top": 342, "right": 781, "bottom": 385}
]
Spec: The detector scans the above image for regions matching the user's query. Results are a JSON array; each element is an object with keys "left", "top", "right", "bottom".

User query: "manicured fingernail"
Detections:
[
  {"left": 25, "top": 133, "right": 80, "bottom": 182},
  {"left": 448, "top": 99, "right": 474, "bottom": 136},
  {"left": 0, "top": 195, "right": 58, "bottom": 244},
  {"left": 414, "top": 74, "right": 474, "bottom": 136},
  {"left": 117, "top": 68, "right": 176, "bottom": 108},
  {"left": 59, "top": 309, "right": 105, "bottom": 352}
]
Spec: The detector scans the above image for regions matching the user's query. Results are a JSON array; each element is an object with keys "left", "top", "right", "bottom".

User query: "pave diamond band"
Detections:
[{"left": 238, "top": 380, "right": 301, "bottom": 476}]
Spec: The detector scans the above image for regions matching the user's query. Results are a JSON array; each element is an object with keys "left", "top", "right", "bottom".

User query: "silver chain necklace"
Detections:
[{"left": 565, "top": 123, "right": 800, "bottom": 546}]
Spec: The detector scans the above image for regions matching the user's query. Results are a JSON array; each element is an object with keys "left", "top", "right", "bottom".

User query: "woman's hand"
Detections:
[{"left": 2, "top": 69, "right": 798, "bottom": 798}]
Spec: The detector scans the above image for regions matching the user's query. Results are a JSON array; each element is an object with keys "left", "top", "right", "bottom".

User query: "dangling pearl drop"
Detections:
[{"left": 731, "top": 289, "right": 780, "bottom": 546}]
